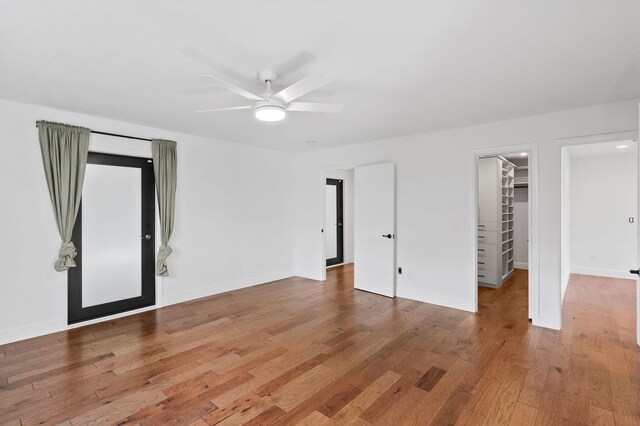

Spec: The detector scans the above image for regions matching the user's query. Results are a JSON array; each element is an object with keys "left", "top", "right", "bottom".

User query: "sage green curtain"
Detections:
[
  {"left": 152, "top": 139, "right": 177, "bottom": 276},
  {"left": 37, "top": 121, "right": 91, "bottom": 271}
]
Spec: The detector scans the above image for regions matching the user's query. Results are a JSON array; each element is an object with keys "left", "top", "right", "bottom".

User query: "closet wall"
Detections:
[{"left": 512, "top": 157, "right": 529, "bottom": 268}]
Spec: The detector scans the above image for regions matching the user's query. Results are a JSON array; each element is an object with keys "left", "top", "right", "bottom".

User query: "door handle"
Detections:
[
  {"left": 630, "top": 269, "right": 639, "bottom": 275},
  {"left": 382, "top": 234, "right": 393, "bottom": 239},
  {"left": 141, "top": 234, "right": 151, "bottom": 240}
]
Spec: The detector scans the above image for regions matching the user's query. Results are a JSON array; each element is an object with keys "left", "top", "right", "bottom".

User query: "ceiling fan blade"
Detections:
[
  {"left": 200, "top": 74, "right": 264, "bottom": 101},
  {"left": 287, "top": 102, "right": 343, "bottom": 113},
  {"left": 194, "top": 105, "right": 253, "bottom": 113},
  {"left": 272, "top": 73, "right": 330, "bottom": 103}
]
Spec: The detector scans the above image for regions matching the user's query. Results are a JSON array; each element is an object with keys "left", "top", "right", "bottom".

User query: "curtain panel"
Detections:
[
  {"left": 37, "top": 121, "right": 90, "bottom": 271},
  {"left": 151, "top": 139, "right": 177, "bottom": 276}
]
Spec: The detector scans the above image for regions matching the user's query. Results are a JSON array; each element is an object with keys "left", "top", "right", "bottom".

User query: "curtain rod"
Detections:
[
  {"left": 90, "top": 130, "right": 152, "bottom": 142},
  {"left": 35, "top": 125, "right": 152, "bottom": 142}
]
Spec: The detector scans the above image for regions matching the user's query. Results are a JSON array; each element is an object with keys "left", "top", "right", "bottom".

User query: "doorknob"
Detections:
[
  {"left": 630, "top": 269, "right": 639, "bottom": 275},
  {"left": 142, "top": 234, "right": 151, "bottom": 240},
  {"left": 382, "top": 234, "right": 393, "bottom": 239}
]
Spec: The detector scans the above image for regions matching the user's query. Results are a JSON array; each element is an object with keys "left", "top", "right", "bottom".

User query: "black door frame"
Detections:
[
  {"left": 326, "top": 178, "right": 344, "bottom": 267},
  {"left": 68, "top": 152, "right": 156, "bottom": 324}
]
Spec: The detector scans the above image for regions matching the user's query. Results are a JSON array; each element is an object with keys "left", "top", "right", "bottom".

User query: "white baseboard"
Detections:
[
  {"left": 0, "top": 319, "right": 62, "bottom": 346},
  {"left": 514, "top": 262, "right": 528, "bottom": 270},
  {"left": 294, "top": 268, "right": 323, "bottom": 281},
  {"left": 571, "top": 267, "right": 632, "bottom": 280},
  {"left": 163, "top": 269, "right": 295, "bottom": 307},
  {"left": 396, "top": 287, "right": 475, "bottom": 313},
  {"left": 0, "top": 269, "right": 295, "bottom": 346}
]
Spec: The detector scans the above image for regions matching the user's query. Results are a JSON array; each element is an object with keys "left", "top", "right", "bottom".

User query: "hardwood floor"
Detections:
[{"left": 1, "top": 266, "right": 638, "bottom": 425}]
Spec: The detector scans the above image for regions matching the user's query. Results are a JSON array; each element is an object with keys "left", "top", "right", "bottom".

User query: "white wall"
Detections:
[
  {"left": 0, "top": 99, "right": 295, "bottom": 344},
  {"left": 293, "top": 99, "right": 639, "bottom": 330},
  {"left": 569, "top": 152, "right": 637, "bottom": 278},
  {"left": 560, "top": 148, "right": 571, "bottom": 301},
  {"left": 1, "top": 98, "right": 638, "bottom": 343},
  {"left": 325, "top": 169, "right": 354, "bottom": 264}
]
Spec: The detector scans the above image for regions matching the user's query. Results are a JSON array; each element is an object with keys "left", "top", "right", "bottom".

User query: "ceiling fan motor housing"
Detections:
[{"left": 258, "top": 69, "right": 278, "bottom": 83}]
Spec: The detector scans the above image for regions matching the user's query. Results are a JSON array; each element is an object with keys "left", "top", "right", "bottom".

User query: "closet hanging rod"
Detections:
[{"left": 35, "top": 125, "right": 152, "bottom": 142}]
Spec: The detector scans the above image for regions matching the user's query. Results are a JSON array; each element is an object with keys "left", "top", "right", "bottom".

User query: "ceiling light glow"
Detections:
[
  {"left": 616, "top": 145, "right": 629, "bottom": 149},
  {"left": 254, "top": 105, "right": 286, "bottom": 122},
  {"left": 520, "top": 152, "right": 528, "bottom": 156}
]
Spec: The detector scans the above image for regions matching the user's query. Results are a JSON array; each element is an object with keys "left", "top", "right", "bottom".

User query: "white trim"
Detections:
[
  {"left": 0, "top": 320, "right": 61, "bottom": 346},
  {"left": 470, "top": 143, "right": 541, "bottom": 326},
  {"left": 295, "top": 268, "right": 323, "bottom": 281},
  {"left": 0, "top": 303, "right": 161, "bottom": 345},
  {"left": 571, "top": 267, "right": 634, "bottom": 280},
  {"left": 514, "top": 262, "right": 529, "bottom": 269},
  {"left": 1, "top": 270, "right": 295, "bottom": 345}
]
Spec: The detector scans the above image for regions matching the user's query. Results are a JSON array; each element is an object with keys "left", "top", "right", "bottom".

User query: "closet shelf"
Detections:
[{"left": 477, "top": 156, "right": 515, "bottom": 288}]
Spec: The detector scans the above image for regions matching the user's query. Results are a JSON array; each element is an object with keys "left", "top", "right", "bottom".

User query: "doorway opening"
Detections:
[
  {"left": 324, "top": 170, "right": 354, "bottom": 270},
  {"left": 321, "top": 163, "right": 396, "bottom": 299},
  {"left": 325, "top": 178, "right": 344, "bottom": 267},
  {"left": 474, "top": 149, "right": 535, "bottom": 321},
  {"left": 68, "top": 152, "right": 156, "bottom": 324},
  {"left": 560, "top": 137, "right": 638, "bottom": 346}
]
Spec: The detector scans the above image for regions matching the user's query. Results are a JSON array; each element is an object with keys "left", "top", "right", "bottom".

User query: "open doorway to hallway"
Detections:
[
  {"left": 324, "top": 169, "right": 354, "bottom": 270},
  {"left": 561, "top": 139, "right": 638, "bottom": 346},
  {"left": 476, "top": 151, "right": 531, "bottom": 319}
]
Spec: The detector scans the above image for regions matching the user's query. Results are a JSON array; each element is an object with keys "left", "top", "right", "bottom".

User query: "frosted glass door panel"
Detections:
[
  {"left": 81, "top": 164, "right": 142, "bottom": 307},
  {"left": 326, "top": 185, "right": 337, "bottom": 259}
]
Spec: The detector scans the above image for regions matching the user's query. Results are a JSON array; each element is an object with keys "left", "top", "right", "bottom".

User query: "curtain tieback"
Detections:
[
  {"left": 55, "top": 241, "right": 78, "bottom": 272},
  {"left": 157, "top": 244, "right": 173, "bottom": 277}
]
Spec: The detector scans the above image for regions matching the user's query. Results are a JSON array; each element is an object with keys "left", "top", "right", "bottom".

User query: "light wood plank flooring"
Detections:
[{"left": 0, "top": 265, "right": 638, "bottom": 424}]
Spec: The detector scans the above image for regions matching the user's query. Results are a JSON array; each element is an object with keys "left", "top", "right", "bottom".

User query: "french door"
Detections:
[
  {"left": 326, "top": 178, "right": 344, "bottom": 266},
  {"left": 68, "top": 152, "right": 155, "bottom": 324}
]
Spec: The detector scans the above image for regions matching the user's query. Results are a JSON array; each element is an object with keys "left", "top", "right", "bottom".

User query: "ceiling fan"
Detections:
[{"left": 194, "top": 69, "right": 343, "bottom": 122}]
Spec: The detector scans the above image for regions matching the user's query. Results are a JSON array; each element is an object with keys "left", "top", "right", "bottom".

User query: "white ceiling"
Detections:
[
  {"left": 1, "top": 1, "right": 639, "bottom": 152},
  {"left": 566, "top": 140, "right": 638, "bottom": 157}
]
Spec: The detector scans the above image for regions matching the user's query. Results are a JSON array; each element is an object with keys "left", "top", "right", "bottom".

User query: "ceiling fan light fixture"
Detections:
[{"left": 254, "top": 105, "right": 286, "bottom": 122}]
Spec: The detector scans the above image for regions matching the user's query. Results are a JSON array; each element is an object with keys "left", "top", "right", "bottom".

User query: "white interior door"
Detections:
[
  {"left": 354, "top": 163, "right": 395, "bottom": 297},
  {"left": 636, "top": 117, "right": 640, "bottom": 345}
]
